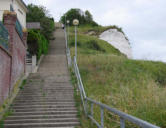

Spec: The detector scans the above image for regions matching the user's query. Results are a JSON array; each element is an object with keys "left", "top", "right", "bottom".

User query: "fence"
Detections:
[
  {"left": 10, "top": 4, "right": 23, "bottom": 38},
  {"left": 64, "top": 28, "right": 160, "bottom": 128},
  {"left": 15, "top": 19, "right": 23, "bottom": 38},
  {"left": 26, "top": 55, "right": 38, "bottom": 74},
  {"left": 0, "top": 21, "right": 9, "bottom": 50}
]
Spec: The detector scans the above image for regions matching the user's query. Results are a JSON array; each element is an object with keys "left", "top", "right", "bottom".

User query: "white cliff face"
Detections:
[{"left": 99, "top": 29, "right": 132, "bottom": 58}]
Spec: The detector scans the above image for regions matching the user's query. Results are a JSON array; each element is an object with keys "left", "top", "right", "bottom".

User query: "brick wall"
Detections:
[
  {"left": 0, "top": 48, "right": 11, "bottom": 104},
  {"left": 10, "top": 22, "right": 26, "bottom": 90},
  {"left": 0, "top": 12, "right": 27, "bottom": 105}
]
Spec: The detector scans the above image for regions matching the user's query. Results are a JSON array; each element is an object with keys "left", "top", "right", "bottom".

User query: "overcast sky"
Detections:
[{"left": 24, "top": 0, "right": 166, "bottom": 62}]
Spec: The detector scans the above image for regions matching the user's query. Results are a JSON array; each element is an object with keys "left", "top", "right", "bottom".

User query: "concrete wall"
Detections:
[
  {"left": 0, "top": 0, "right": 27, "bottom": 28},
  {"left": 0, "top": 12, "right": 27, "bottom": 105}
]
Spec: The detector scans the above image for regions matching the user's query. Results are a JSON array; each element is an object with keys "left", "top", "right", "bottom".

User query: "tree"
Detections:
[
  {"left": 26, "top": 4, "right": 54, "bottom": 58},
  {"left": 27, "top": 4, "right": 55, "bottom": 40},
  {"left": 60, "top": 8, "right": 98, "bottom": 26},
  {"left": 85, "top": 10, "right": 93, "bottom": 23}
]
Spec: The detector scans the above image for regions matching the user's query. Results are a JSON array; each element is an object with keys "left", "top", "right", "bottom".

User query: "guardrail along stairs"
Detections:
[{"left": 3, "top": 28, "right": 79, "bottom": 128}]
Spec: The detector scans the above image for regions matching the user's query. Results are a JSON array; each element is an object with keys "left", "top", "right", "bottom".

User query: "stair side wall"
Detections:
[{"left": 0, "top": 12, "right": 27, "bottom": 110}]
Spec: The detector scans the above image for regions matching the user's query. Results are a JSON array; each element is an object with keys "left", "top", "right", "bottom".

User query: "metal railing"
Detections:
[
  {"left": 10, "top": 4, "right": 23, "bottom": 38},
  {"left": 26, "top": 55, "right": 32, "bottom": 65},
  {"left": 64, "top": 27, "right": 72, "bottom": 67},
  {"left": 15, "top": 19, "right": 23, "bottom": 38},
  {"left": 0, "top": 21, "right": 9, "bottom": 50},
  {"left": 65, "top": 28, "right": 160, "bottom": 128}
]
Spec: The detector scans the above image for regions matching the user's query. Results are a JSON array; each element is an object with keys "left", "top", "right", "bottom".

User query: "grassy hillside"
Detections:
[
  {"left": 68, "top": 26, "right": 166, "bottom": 128},
  {"left": 68, "top": 25, "right": 126, "bottom": 37}
]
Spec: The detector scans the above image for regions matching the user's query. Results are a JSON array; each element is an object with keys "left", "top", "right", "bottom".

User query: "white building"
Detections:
[{"left": 0, "top": 0, "right": 28, "bottom": 28}]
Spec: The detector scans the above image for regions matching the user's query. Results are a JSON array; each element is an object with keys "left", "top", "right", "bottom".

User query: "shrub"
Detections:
[
  {"left": 86, "top": 40, "right": 105, "bottom": 52},
  {"left": 27, "top": 4, "right": 55, "bottom": 40},
  {"left": 27, "top": 30, "right": 49, "bottom": 59},
  {"left": 69, "top": 40, "right": 81, "bottom": 47}
]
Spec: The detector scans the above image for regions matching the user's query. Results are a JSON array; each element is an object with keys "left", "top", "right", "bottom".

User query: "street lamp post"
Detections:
[
  {"left": 67, "top": 20, "right": 70, "bottom": 45},
  {"left": 73, "top": 19, "right": 79, "bottom": 59},
  {"left": 65, "top": 15, "right": 67, "bottom": 28}
]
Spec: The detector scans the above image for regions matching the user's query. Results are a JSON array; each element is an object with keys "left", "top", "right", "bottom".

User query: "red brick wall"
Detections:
[
  {"left": 0, "top": 12, "right": 27, "bottom": 105},
  {"left": 0, "top": 48, "right": 11, "bottom": 105},
  {"left": 10, "top": 27, "right": 26, "bottom": 90}
]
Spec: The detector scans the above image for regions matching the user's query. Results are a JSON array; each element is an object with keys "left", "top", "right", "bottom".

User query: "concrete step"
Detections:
[
  {"left": 13, "top": 102, "right": 76, "bottom": 106},
  {"left": 19, "top": 90, "right": 74, "bottom": 94},
  {"left": 4, "top": 122, "right": 79, "bottom": 128},
  {"left": 23, "top": 86, "right": 73, "bottom": 89},
  {"left": 17, "top": 93, "right": 74, "bottom": 97},
  {"left": 20, "top": 89, "right": 74, "bottom": 92},
  {"left": 24, "top": 84, "right": 73, "bottom": 89},
  {"left": 15, "top": 96, "right": 73, "bottom": 101},
  {"left": 15, "top": 97, "right": 74, "bottom": 100},
  {"left": 16, "top": 95, "right": 74, "bottom": 98},
  {"left": 13, "top": 108, "right": 77, "bottom": 112},
  {"left": 20, "top": 86, "right": 73, "bottom": 88},
  {"left": 6, "top": 114, "right": 78, "bottom": 120},
  {"left": 21, "top": 87, "right": 74, "bottom": 89},
  {"left": 5, "top": 118, "right": 79, "bottom": 124},
  {"left": 20, "top": 127, "right": 75, "bottom": 128},
  {"left": 14, "top": 99, "right": 75, "bottom": 103},
  {"left": 3, "top": 29, "right": 79, "bottom": 128},
  {"left": 12, "top": 105, "right": 76, "bottom": 109},
  {"left": 11, "top": 111, "right": 77, "bottom": 116}
]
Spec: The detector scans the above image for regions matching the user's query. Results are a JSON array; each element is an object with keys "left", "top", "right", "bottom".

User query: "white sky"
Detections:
[{"left": 24, "top": 0, "right": 166, "bottom": 62}]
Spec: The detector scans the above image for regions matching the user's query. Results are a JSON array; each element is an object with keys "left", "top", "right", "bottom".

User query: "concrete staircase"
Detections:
[{"left": 4, "top": 28, "right": 79, "bottom": 128}]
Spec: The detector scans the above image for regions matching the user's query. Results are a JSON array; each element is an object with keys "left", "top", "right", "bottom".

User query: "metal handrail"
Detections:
[
  {"left": 10, "top": 4, "right": 23, "bottom": 38},
  {"left": 0, "top": 21, "right": 9, "bottom": 50},
  {"left": 16, "top": 19, "right": 23, "bottom": 38},
  {"left": 86, "top": 97, "right": 160, "bottom": 128},
  {"left": 64, "top": 27, "right": 160, "bottom": 128},
  {"left": 64, "top": 27, "right": 72, "bottom": 67}
]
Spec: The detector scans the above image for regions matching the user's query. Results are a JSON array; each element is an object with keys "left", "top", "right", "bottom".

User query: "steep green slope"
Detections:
[{"left": 68, "top": 26, "right": 166, "bottom": 128}]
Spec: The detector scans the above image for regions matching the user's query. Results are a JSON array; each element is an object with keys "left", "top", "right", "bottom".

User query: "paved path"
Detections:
[{"left": 4, "top": 28, "right": 79, "bottom": 128}]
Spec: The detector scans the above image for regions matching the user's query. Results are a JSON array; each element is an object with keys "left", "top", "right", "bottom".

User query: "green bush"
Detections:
[
  {"left": 86, "top": 40, "right": 105, "bottom": 52},
  {"left": 27, "top": 4, "right": 55, "bottom": 40},
  {"left": 69, "top": 40, "right": 81, "bottom": 47},
  {"left": 27, "top": 30, "right": 49, "bottom": 59}
]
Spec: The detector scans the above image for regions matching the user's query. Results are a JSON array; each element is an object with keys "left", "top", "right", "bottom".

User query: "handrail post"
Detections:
[
  {"left": 100, "top": 107, "right": 104, "bottom": 128},
  {"left": 91, "top": 102, "right": 94, "bottom": 125},
  {"left": 85, "top": 98, "right": 88, "bottom": 116},
  {"left": 120, "top": 117, "right": 125, "bottom": 128},
  {"left": 91, "top": 102, "right": 94, "bottom": 117}
]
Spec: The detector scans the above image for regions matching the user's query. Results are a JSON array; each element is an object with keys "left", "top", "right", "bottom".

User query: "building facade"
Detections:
[{"left": 0, "top": 0, "right": 28, "bottom": 28}]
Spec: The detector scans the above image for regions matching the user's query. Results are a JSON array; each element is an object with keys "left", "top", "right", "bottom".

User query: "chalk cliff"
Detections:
[{"left": 99, "top": 29, "right": 132, "bottom": 58}]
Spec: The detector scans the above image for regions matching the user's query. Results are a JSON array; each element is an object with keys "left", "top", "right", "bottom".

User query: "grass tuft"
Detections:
[{"left": 19, "top": 79, "right": 27, "bottom": 90}]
